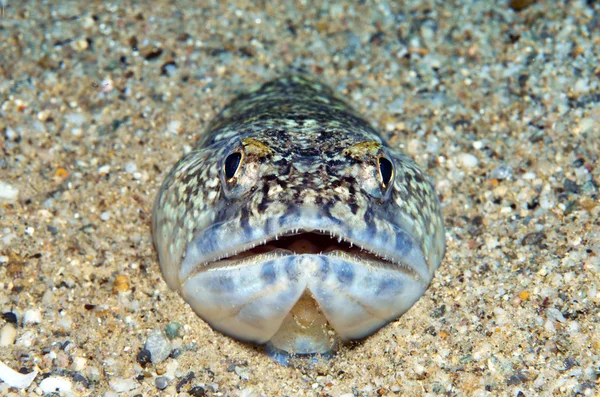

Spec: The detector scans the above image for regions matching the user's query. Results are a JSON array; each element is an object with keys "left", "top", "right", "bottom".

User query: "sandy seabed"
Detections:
[{"left": 0, "top": 1, "right": 599, "bottom": 396}]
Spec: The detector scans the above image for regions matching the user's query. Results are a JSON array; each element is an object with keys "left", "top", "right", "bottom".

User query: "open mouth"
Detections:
[
  {"left": 201, "top": 230, "right": 414, "bottom": 276},
  {"left": 176, "top": 224, "right": 431, "bottom": 351}
]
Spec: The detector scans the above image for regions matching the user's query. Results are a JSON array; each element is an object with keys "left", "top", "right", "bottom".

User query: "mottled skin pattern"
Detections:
[{"left": 152, "top": 75, "right": 445, "bottom": 355}]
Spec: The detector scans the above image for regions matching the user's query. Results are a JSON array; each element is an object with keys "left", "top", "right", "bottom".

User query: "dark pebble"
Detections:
[
  {"left": 61, "top": 340, "right": 72, "bottom": 351},
  {"left": 170, "top": 348, "right": 183, "bottom": 358},
  {"left": 529, "top": 129, "right": 544, "bottom": 143},
  {"left": 470, "top": 215, "right": 484, "bottom": 226},
  {"left": 564, "top": 357, "right": 578, "bottom": 370},
  {"left": 526, "top": 196, "right": 539, "bottom": 210},
  {"left": 424, "top": 326, "right": 437, "bottom": 336},
  {"left": 238, "top": 46, "right": 256, "bottom": 57},
  {"left": 509, "top": 0, "right": 536, "bottom": 11},
  {"left": 129, "top": 36, "right": 138, "bottom": 51},
  {"left": 430, "top": 304, "right": 446, "bottom": 318},
  {"left": 573, "top": 158, "right": 584, "bottom": 168},
  {"left": 565, "top": 200, "right": 578, "bottom": 214},
  {"left": 47, "top": 225, "right": 59, "bottom": 235},
  {"left": 72, "top": 372, "right": 89, "bottom": 388},
  {"left": 145, "top": 47, "right": 163, "bottom": 60},
  {"left": 188, "top": 386, "right": 206, "bottom": 397},
  {"left": 2, "top": 312, "right": 17, "bottom": 324},
  {"left": 563, "top": 179, "right": 580, "bottom": 194},
  {"left": 177, "top": 32, "right": 190, "bottom": 41},
  {"left": 506, "top": 371, "right": 528, "bottom": 385},
  {"left": 136, "top": 349, "right": 152, "bottom": 367},
  {"left": 176, "top": 371, "right": 195, "bottom": 393},
  {"left": 155, "top": 376, "right": 168, "bottom": 390},
  {"left": 522, "top": 231, "right": 546, "bottom": 246}
]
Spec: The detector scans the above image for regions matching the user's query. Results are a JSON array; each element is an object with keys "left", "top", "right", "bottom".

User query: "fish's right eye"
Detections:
[
  {"left": 377, "top": 156, "right": 394, "bottom": 188},
  {"left": 224, "top": 152, "right": 242, "bottom": 180}
]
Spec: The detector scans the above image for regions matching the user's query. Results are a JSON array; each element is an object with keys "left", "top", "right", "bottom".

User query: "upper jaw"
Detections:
[{"left": 178, "top": 207, "right": 430, "bottom": 287}]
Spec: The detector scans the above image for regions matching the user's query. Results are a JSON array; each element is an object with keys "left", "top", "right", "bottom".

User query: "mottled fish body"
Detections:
[{"left": 152, "top": 75, "right": 445, "bottom": 357}]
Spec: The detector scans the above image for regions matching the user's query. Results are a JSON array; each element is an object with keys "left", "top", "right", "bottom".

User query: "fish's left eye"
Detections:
[
  {"left": 224, "top": 152, "right": 242, "bottom": 180},
  {"left": 378, "top": 157, "right": 394, "bottom": 188}
]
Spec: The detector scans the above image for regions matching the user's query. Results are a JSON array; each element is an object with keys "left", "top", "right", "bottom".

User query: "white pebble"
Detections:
[
  {"left": 167, "top": 120, "right": 181, "bottom": 134},
  {"left": 579, "top": 117, "right": 594, "bottom": 133},
  {"left": 65, "top": 113, "right": 87, "bottom": 126},
  {"left": 58, "top": 316, "right": 73, "bottom": 331},
  {"left": 72, "top": 357, "right": 87, "bottom": 372},
  {"left": 5, "top": 127, "right": 17, "bottom": 140},
  {"left": 98, "top": 165, "right": 111, "bottom": 175},
  {"left": 15, "top": 330, "right": 34, "bottom": 347},
  {"left": 86, "top": 366, "right": 101, "bottom": 383},
  {"left": 42, "top": 289, "right": 55, "bottom": 306},
  {"left": 458, "top": 153, "right": 479, "bottom": 168},
  {"left": 573, "top": 78, "right": 588, "bottom": 93},
  {"left": 39, "top": 376, "right": 73, "bottom": 394},
  {"left": 145, "top": 329, "right": 172, "bottom": 363},
  {"left": 109, "top": 377, "right": 138, "bottom": 392},
  {"left": 0, "top": 324, "right": 17, "bottom": 346},
  {"left": 124, "top": 162, "right": 137, "bottom": 173},
  {"left": 23, "top": 309, "right": 42, "bottom": 325},
  {"left": 0, "top": 181, "right": 19, "bottom": 202},
  {"left": 100, "top": 211, "right": 111, "bottom": 221},
  {"left": 546, "top": 308, "right": 565, "bottom": 322},
  {"left": 235, "top": 366, "right": 250, "bottom": 380},
  {"left": 0, "top": 360, "right": 38, "bottom": 389}
]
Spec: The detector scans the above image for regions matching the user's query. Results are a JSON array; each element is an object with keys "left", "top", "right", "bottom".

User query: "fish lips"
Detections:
[{"left": 168, "top": 206, "right": 433, "bottom": 345}]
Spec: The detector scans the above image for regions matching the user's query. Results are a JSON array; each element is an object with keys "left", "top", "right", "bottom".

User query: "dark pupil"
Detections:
[
  {"left": 378, "top": 157, "right": 393, "bottom": 187},
  {"left": 224, "top": 152, "right": 242, "bottom": 179}
]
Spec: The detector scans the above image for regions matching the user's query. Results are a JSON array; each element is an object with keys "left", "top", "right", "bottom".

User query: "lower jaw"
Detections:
[{"left": 180, "top": 253, "right": 426, "bottom": 357}]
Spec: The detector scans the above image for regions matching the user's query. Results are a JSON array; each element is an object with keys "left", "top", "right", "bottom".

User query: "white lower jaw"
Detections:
[{"left": 179, "top": 253, "right": 426, "bottom": 354}]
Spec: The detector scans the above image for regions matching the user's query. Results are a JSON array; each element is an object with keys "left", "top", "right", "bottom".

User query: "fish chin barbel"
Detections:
[{"left": 152, "top": 75, "right": 446, "bottom": 359}]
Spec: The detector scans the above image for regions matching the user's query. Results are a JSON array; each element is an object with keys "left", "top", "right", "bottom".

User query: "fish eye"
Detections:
[
  {"left": 224, "top": 152, "right": 242, "bottom": 180},
  {"left": 378, "top": 157, "right": 394, "bottom": 188}
]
